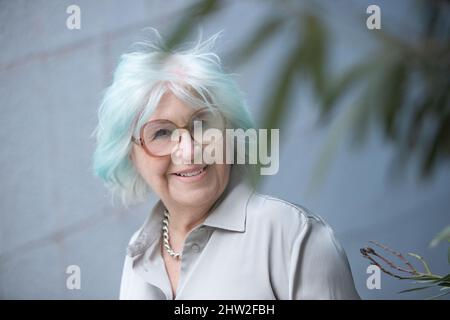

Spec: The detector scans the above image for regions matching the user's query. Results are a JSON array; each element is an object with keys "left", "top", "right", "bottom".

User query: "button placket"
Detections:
[{"left": 174, "top": 227, "right": 213, "bottom": 299}]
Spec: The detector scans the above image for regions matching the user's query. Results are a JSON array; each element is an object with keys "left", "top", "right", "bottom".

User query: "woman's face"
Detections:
[{"left": 131, "top": 92, "right": 231, "bottom": 211}]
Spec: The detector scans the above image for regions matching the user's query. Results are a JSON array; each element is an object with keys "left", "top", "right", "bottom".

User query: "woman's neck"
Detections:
[{"left": 164, "top": 202, "right": 211, "bottom": 238}]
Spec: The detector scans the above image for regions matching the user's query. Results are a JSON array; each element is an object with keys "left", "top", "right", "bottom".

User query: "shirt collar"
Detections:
[{"left": 127, "top": 165, "right": 255, "bottom": 258}]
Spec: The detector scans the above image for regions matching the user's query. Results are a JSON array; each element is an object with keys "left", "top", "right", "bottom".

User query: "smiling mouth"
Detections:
[{"left": 173, "top": 165, "right": 208, "bottom": 177}]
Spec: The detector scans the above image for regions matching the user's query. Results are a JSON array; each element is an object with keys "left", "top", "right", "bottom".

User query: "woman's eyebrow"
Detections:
[{"left": 147, "top": 113, "right": 194, "bottom": 126}]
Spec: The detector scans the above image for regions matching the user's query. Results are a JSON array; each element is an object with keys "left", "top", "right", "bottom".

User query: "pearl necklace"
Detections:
[{"left": 162, "top": 209, "right": 182, "bottom": 259}]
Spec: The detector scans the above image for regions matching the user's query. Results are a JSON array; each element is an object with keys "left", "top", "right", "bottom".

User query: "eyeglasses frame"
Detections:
[{"left": 131, "top": 106, "right": 227, "bottom": 157}]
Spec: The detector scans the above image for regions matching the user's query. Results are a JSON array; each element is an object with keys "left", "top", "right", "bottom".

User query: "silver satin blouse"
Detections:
[{"left": 119, "top": 167, "right": 360, "bottom": 300}]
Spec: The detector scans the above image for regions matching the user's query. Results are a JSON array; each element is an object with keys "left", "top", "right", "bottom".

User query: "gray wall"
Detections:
[{"left": 1, "top": 0, "right": 448, "bottom": 299}]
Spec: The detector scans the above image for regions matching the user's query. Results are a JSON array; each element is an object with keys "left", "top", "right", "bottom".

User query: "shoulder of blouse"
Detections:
[{"left": 245, "top": 191, "right": 329, "bottom": 239}]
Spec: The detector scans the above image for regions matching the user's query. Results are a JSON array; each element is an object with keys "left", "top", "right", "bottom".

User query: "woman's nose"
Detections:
[{"left": 173, "top": 130, "right": 202, "bottom": 164}]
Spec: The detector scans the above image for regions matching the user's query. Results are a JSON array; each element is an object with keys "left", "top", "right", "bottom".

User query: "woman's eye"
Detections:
[{"left": 153, "top": 129, "right": 171, "bottom": 140}]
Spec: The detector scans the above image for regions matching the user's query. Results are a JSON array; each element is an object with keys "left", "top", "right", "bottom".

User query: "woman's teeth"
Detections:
[{"left": 174, "top": 166, "right": 207, "bottom": 177}]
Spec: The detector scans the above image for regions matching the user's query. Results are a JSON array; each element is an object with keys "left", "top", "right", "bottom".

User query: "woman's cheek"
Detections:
[
  {"left": 145, "top": 160, "right": 169, "bottom": 183},
  {"left": 132, "top": 148, "right": 168, "bottom": 185}
]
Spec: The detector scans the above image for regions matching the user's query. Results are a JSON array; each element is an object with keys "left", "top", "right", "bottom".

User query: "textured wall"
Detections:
[{"left": 1, "top": 0, "right": 448, "bottom": 299}]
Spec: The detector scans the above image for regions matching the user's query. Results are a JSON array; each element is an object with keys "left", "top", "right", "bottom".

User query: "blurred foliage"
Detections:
[
  {"left": 165, "top": 0, "right": 450, "bottom": 188},
  {"left": 361, "top": 225, "right": 450, "bottom": 299},
  {"left": 342, "top": 3, "right": 450, "bottom": 180}
]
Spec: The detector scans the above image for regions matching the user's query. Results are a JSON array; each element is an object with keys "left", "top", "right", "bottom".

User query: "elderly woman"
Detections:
[{"left": 93, "top": 31, "right": 360, "bottom": 300}]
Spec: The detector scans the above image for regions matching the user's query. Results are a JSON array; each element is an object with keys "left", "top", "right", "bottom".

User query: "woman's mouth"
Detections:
[{"left": 172, "top": 165, "right": 208, "bottom": 181}]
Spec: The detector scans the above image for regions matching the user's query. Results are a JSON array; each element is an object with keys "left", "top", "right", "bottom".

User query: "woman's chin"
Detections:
[
  {"left": 170, "top": 188, "right": 216, "bottom": 208},
  {"left": 168, "top": 178, "right": 218, "bottom": 207}
]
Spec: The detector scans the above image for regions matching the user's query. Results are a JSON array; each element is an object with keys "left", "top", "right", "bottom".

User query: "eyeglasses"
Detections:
[{"left": 131, "top": 107, "right": 227, "bottom": 157}]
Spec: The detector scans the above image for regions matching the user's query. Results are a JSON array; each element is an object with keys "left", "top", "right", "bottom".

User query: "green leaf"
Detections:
[
  {"left": 411, "top": 274, "right": 442, "bottom": 282},
  {"left": 425, "top": 290, "right": 450, "bottom": 300},
  {"left": 300, "top": 13, "right": 328, "bottom": 95},
  {"left": 436, "top": 273, "right": 450, "bottom": 285},
  {"left": 227, "top": 16, "right": 284, "bottom": 67},
  {"left": 429, "top": 225, "right": 450, "bottom": 248},
  {"left": 260, "top": 42, "right": 303, "bottom": 131},
  {"left": 306, "top": 98, "right": 364, "bottom": 196},
  {"left": 255, "top": 40, "right": 304, "bottom": 185},
  {"left": 398, "top": 285, "right": 436, "bottom": 293},
  {"left": 319, "top": 60, "right": 376, "bottom": 123},
  {"left": 407, "top": 253, "right": 433, "bottom": 275},
  {"left": 166, "top": 0, "right": 221, "bottom": 50},
  {"left": 379, "top": 59, "right": 408, "bottom": 141},
  {"left": 421, "top": 112, "right": 450, "bottom": 178}
]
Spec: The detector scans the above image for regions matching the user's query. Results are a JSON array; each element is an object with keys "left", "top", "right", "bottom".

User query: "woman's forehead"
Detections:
[{"left": 147, "top": 92, "right": 197, "bottom": 123}]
